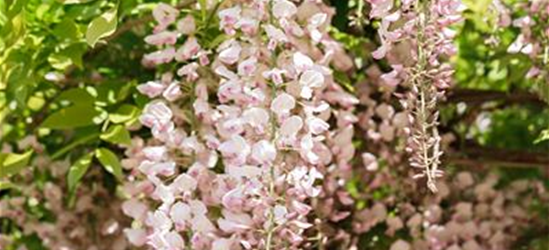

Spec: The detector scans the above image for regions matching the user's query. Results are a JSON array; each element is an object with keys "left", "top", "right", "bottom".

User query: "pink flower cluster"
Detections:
[
  {"left": 366, "top": 0, "right": 465, "bottom": 192},
  {"left": 123, "top": 1, "right": 357, "bottom": 249}
]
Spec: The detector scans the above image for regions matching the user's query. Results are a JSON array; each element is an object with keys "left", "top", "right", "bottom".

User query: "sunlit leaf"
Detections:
[
  {"left": 48, "top": 43, "right": 88, "bottom": 70},
  {"left": 85, "top": 6, "right": 117, "bottom": 47},
  {"left": 52, "top": 18, "right": 81, "bottom": 41},
  {"left": 67, "top": 152, "right": 94, "bottom": 191},
  {"left": 95, "top": 148, "right": 123, "bottom": 180},
  {"left": 6, "top": 63, "right": 34, "bottom": 110},
  {"left": 41, "top": 105, "right": 104, "bottom": 129},
  {"left": 534, "top": 129, "right": 549, "bottom": 144},
  {"left": 100, "top": 124, "right": 131, "bottom": 145},
  {"left": 27, "top": 95, "right": 46, "bottom": 111},
  {"left": 56, "top": 88, "right": 95, "bottom": 105},
  {"left": 0, "top": 181, "right": 17, "bottom": 191},
  {"left": 48, "top": 53, "right": 73, "bottom": 70},
  {"left": 109, "top": 104, "right": 140, "bottom": 124},
  {"left": 62, "top": 0, "right": 97, "bottom": 4},
  {"left": 0, "top": 150, "right": 33, "bottom": 178}
]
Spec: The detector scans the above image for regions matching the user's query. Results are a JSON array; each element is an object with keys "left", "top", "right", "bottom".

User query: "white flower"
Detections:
[
  {"left": 293, "top": 52, "right": 314, "bottom": 73},
  {"left": 271, "top": 93, "right": 296, "bottom": 116},
  {"left": 251, "top": 140, "right": 277, "bottom": 165},
  {"left": 299, "top": 70, "right": 325, "bottom": 99},
  {"left": 218, "top": 42, "right": 242, "bottom": 65},
  {"left": 273, "top": 0, "right": 297, "bottom": 19},
  {"left": 280, "top": 116, "right": 303, "bottom": 137}
]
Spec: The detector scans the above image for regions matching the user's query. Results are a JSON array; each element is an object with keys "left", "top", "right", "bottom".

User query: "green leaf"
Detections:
[
  {"left": 65, "top": 42, "right": 88, "bottom": 68},
  {"left": 95, "top": 81, "right": 133, "bottom": 106},
  {"left": 85, "top": 6, "right": 117, "bottom": 47},
  {"left": 67, "top": 152, "right": 94, "bottom": 190},
  {"left": 534, "top": 80, "right": 549, "bottom": 104},
  {"left": 0, "top": 150, "right": 33, "bottom": 178},
  {"left": 6, "top": 63, "right": 34, "bottom": 110},
  {"left": 95, "top": 148, "right": 123, "bottom": 180},
  {"left": 41, "top": 105, "right": 105, "bottom": 129},
  {"left": 52, "top": 18, "right": 81, "bottom": 41},
  {"left": 62, "top": 0, "right": 97, "bottom": 4},
  {"left": 534, "top": 129, "right": 549, "bottom": 144},
  {"left": 100, "top": 124, "right": 131, "bottom": 145},
  {"left": 18, "top": 233, "right": 47, "bottom": 250},
  {"left": 51, "top": 128, "right": 100, "bottom": 160},
  {"left": 5, "top": 0, "right": 27, "bottom": 19},
  {"left": 109, "top": 104, "right": 139, "bottom": 124},
  {"left": 48, "top": 42, "right": 88, "bottom": 70},
  {"left": 48, "top": 53, "right": 73, "bottom": 70},
  {"left": 333, "top": 70, "right": 355, "bottom": 93},
  {"left": 56, "top": 88, "right": 95, "bottom": 105},
  {"left": 27, "top": 95, "right": 46, "bottom": 111},
  {"left": 206, "top": 33, "right": 227, "bottom": 49},
  {"left": 463, "top": 0, "right": 492, "bottom": 14},
  {"left": 0, "top": 181, "right": 17, "bottom": 191},
  {"left": 198, "top": 0, "right": 207, "bottom": 21}
]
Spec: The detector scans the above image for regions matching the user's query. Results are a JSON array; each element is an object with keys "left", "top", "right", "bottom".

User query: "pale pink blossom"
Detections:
[
  {"left": 140, "top": 102, "right": 173, "bottom": 134},
  {"left": 177, "top": 62, "right": 200, "bottom": 81},
  {"left": 273, "top": 0, "right": 297, "bottom": 19},
  {"left": 163, "top": 82, "right": 182, "bottom": 101},
  {"left": 177, "top": 15, "right": 196, "bottom": 35},
  {"left": 271, "top": 93, "right": 296, "bottom": 116},
  {"left": 170, "top": 173, "right": 197, "bottom": 194},
  {"left": 144, "top": 31, "right": 178, "bottom": 46},
  {"left": 122, "top": 199, "right": 148, "bottom": 222},
  {"left": 293, "top": 52, "right": 314, "bottom": 73},
  {"left": 390, "top": 239, "right": 411, "bottom": 250},
  {"left": 306, "top": 117, "right": 329, "bottom": 135},
  {"left": 175, "top": 37, "right": 201, "bottom": 62},
  {"left": 153, "top": 3, "right": 179, "bottom": 30},
  {"left": 212, "top": 238, "right": 235, "bottom": 250},
  {"left": 124, "top": 228, "right": 148, "bottom": 246},
  {"left": 218, "top": 135, "right": 251, "bottom": 165},
  {"left": 138, "top": 81, "right": 165, "bottom": 98},
  {"left": 280, "top": 116, "right": 303, "bottom": 138},
  {"left": 264, "top": 24, "right": 289, "bottom": 49},
  {"left": 251, "top": 140, "right": 277, "bottom": 165},
  {"left": 218, "top": 210, "right": 254, "bottom": 233},
  {"left": 368, "top": 0, "right": 394, "bottom": 18},
  {"left": 299, "top": 70, "right": 325, "bottom": 99},
  {"left": 143, "top": 47, "right": 176, "bottom": 65},
  {"left": 218, "top": 41, "right": 242, "bottom": 65},
  {"left": 263, "top": 68, "right": 287, "bottom": 85},
  {"left": 218, "top": 6, "right": 241, "bottom": 34},
  {"left": 237, "top": 57, "right": 258, "bottom": 76},
  {"left": 170, "top": 202, "right": 192, "bottom": 231}
]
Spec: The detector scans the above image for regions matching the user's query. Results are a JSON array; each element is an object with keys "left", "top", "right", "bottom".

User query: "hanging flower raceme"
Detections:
[
  {"left": 123, "top": 1, "right": 357, "bottom": 249},
  {"left": 366, "top": 0, "right": 465, "bottom": 192}
]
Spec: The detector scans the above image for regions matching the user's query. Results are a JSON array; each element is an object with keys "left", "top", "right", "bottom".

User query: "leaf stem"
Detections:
[{"left": 51, "top": 132, "right": 99, "bottom": 160}]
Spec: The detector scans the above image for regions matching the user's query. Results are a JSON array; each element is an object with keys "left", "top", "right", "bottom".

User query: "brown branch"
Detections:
[
  {"left": 445, "top": 144, "right": 549, "bottom": 168},
  {"left": 445, "top": 89, "right": 546, "bottom": 106},
  {"left": 446, "top": 156, "right": 549, "bottom": 169}
]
